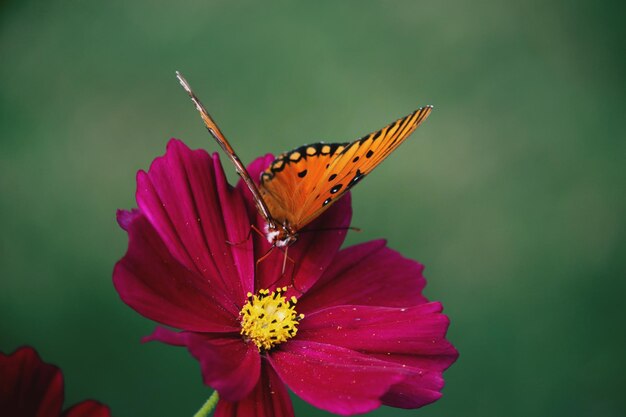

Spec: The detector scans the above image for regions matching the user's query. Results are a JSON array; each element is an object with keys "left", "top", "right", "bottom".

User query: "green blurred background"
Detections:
[{"left": 1, "top": 1, "right": 624, "bottom": 416}]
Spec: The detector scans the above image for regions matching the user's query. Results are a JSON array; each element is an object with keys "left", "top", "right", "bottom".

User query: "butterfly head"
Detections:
[{"left": 264, "top": 222, "right": 298, "bottom": 248}]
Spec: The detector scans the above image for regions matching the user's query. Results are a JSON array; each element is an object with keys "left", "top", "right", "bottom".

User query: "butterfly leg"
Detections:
[
  {"left": 255, "top": 244, "right": 276, "bottom": 274},
  {"left": 277, "top": 247, "right": 301, "bottom": 294},
  {"left": 256, "top": 245, "right": 298, "bottom": 292},
  {"left": 289, "top": 266, "right": 305, "bottom": 296},
  {"left": 226, "top": 224, "right": 266, "bottom": 246},
  {"left": 281, "top": 245, "right": 290, "bottom": 275}
]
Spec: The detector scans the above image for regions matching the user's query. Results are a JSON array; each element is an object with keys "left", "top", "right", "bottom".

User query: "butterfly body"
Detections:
[
  {"left": 264, "top": 222, "right": 297, "bottom": 248},
  {"left": 176, "top": 72, "right": 433, "bottom": 249}
]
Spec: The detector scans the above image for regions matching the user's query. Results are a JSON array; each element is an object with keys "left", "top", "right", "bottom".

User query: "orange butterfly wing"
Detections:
[
  {"left": 260, "top": 105, "right": 433, "bottom": 230},
  {"left": 259, "top": 142, "right": 348, "bottom": 230}
]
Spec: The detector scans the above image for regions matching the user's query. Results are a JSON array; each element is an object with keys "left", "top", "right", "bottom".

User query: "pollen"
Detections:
[{"left": 240, "top": 287, "right": 304, "bottom": 351}]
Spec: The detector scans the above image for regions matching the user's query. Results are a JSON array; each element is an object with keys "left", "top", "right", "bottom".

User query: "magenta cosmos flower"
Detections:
[
  {"left": 0, "top": 346, "right": 111, "bottom": 417},
  {"left": 113, "top": 139, "right": 457, "bottom": 416}
]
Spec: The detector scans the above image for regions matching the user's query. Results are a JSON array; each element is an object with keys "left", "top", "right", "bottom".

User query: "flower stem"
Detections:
[{"left": 193, "top": 391, "right": 219, "bottom": 417}]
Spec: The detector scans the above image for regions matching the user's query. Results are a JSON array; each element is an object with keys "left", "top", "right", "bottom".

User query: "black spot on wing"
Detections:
[
  {"left": 330, "top": 184, "right": 343, "bottom": 194},
  {"left": 298, "top": 169, "right": 308, "bottom": 178},
  {"left": 271, "top": 158, "right": 287, "bottom": 173},
  {"left": 328, "top": 173, "right": 337, "bottom": 181},
  {"left": 261, "top": 142, "right": 347, "bottom": 182},
  {"left": 347, "top": 169, "right": 365, "bottom": 189},
  {"left": 366, "top": 150, "right": 374, "bottom": 158},
  {"left": 323, "top": 197, "right": 332, "bottom": 206}
]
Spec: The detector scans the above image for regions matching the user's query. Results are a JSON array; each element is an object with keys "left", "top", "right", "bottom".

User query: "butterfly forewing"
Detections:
[
  {"left": 175, "top": 72, "right": 276, "bottom": 228},
  {"left": 259, "top": 105, "right": 433, "bottom": 230}
]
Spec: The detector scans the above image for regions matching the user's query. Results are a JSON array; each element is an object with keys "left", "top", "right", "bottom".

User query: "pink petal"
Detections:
[
  {"left": 298, "top": 240, "right": 427, "bottom": 313},
  {"left": 113, "top": 211, "right": 239, "bottom": 332},
  {"left": 298, "top": 303, "right": 458, "bottom": 409},
  {"left": 299, "top": 303, "right": 455, "bottom": 356},
  {"left": 238, "top": 155, "right": 352, "bottom": 294},
  {"left": 285, "top": 194, "right": 351, "bottom": 294},
  {"left": 135, "top": 139, "right": 254, "bottom": 303},
  {"left": 116, "top": 208, "right": 139, "bottom": 231},
  {"left": 380, "top": 375, "right": 444, "bottom": 409},
  {"left": 211, "top": 153, "right": 255, "bottom": 297},
  {"left": 214, "top": 363, "right": 294, "bottom": 417},
  {"left": 62, "top": 401, "right": 111, "bottom": 417},
  {"left": 0, "top": 346, "right": 63, "bottom": 417},
  {"left": 143, "top": 327, "right": 261, "bottom": 402},
  {"left": 268, "top": 341, "right": 408, "bottom": 415},
  {"left": 141, "top": 326, "right": 189, "bottom": 346}
]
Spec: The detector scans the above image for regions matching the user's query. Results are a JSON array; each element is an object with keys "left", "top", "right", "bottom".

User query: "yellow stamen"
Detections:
[{"left": 240, "top": 287, "right": 303, "bottom": 351}]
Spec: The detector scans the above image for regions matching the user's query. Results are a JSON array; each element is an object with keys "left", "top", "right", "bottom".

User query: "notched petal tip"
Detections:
[
  {"left": 116, "top": 208, "right": 141, "bottom": 231},
  {"left": 141, "top": 326, "right": 189, "bottom": 346}
]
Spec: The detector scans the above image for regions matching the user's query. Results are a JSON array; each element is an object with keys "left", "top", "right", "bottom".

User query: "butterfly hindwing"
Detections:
[{"left": 259, "top": 105, "right": 433, "bottom": 230}]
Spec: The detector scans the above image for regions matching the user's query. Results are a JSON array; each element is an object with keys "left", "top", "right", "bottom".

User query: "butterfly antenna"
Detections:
[
  {"left": 298, "top": 226, "right": 362, "bottom": 234},
  {"left": 175, "top": 71, "right": 276, "bottom": 228}
]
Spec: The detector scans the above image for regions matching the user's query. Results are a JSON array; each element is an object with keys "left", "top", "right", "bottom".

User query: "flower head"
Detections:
[
  {"left": 114, "top": 139, "right": 457, "bottom": 416},
  {"left": 0, "top": 346, "right": 111, "bottom": 417}
]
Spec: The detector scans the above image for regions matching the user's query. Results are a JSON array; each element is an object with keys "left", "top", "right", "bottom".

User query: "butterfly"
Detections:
[{"left": 176, "top": 71, "right": 432, "bottom": 249}]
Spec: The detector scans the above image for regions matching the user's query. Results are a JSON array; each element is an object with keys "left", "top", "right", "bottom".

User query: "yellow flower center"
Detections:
[{"left": 239, "top": 287, "right": 304, "bottom": 351}]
